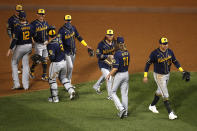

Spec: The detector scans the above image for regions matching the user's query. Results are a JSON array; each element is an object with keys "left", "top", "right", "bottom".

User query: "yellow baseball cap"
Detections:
[
  {"left": 106, "top": 29, "right": 114, "bottom": 35},
  {"left": 37, "top": 9, "right": 45, "bottom": 15},
  {"left": 159, "top": 37, "right": 168, "bottom": 45},
  {"left": 64, "top": 15, "right": 72, "bottom": 21},
  {"left": 15, "top": 5, "right": 23, "bottom": 12},
  {"left": 49, "top": 29, "right": 56, "bottom": 36}
]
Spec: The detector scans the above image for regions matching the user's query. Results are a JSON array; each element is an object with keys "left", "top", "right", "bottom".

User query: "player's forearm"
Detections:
[
  {"left": 173, "top": 60, "right": 182, "bottom": 71},
  {"left": 144, "top": 63, "right": 151, "bottom": 74},
  {"left": 80, "top": 40, "right": 88, "bottom": 47},
  {"left": 9, "top": 39, "right": 17, "bottom": 49},
  {"left": 76, "top": 35, "right": 87, "bottom": 47},
  {"left": 109, "top": 68, "right": 118, "bottom": 76}
]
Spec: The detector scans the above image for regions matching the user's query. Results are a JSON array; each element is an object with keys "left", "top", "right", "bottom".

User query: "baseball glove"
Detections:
[
  {"left": 31, "top": 54, "right": 44, "bottom": 64},
  {"left": 104, "top": 56, "right": 114, "bottom": 66},
  {"left": 182, "top": 71, "right": 190, "bottom": 82},
  {"left": 87, "top": 48, "right": 94, "bottom": 57}
]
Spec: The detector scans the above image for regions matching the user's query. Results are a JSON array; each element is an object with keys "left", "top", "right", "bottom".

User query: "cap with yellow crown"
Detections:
[
  {"left": 37, "top": 9, "right": 45, "bottom": 15},
  {"left": 47, "top": 26, "right": 56, "bottom": 38},
  {"left": 64, "top": 15, "right": 72, "bottom": 21},
  {"left": 106, "top": 29, "right": 114, "bottom": 35},
  {"left": 159, "top": 37, "right": 168, "bottom": 45},
  {"left": 15, "top": 5, "right": 23, "bottom": 12}
]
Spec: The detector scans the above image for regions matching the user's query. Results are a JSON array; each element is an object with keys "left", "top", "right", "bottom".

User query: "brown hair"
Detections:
[{"left": 115, "top": 43, "right": 127, "bottom": 51}]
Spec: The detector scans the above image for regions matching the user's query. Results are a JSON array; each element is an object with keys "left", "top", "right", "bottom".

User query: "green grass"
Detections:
[{"left": 0, "top": 72, "right": 197, "bottom": 131}]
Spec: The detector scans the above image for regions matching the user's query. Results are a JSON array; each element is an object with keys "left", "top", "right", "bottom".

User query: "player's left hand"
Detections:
[
  {"left": 44, "top": 40, "right": 49, "bottom": 45},
  {"left": 87, "top": 46, "right": 94, "bottom": 57},
  {"left": 6, "top": 49, "right": 12, "bottom": 57},
  {"left": 106, "top": 74, "right": 111, "bottom": 81},
  {"left": 182, "top": 71, "right": 190, "bottom": 82}
]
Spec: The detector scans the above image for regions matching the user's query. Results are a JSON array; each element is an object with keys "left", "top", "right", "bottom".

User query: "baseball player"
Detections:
[
  {"left": 95, "top": 29, "right": 116, "bottom": 100},
  {"left": 46, "top": 26, "right": 75, "bottom": 103},
  {"left": 7, "top": 4, "right": 23, "bottom": 74},
  {"left": 58, "top": 15, "right": 93, "bottom": 89},
  {"left": 7, "top": 5, "right": 23, "bottom": 41},
  {"left": 106, "top": 37, "right": 130, "bottom": 119},
  {"left": 6, "top": 11, "right": 34, "bottom": 90},
  {"left": 143, "top": 37, "right": 187, "bottom": 120},
  {"left": 30, "top": 9, "right": 49, "bottom": 81}
]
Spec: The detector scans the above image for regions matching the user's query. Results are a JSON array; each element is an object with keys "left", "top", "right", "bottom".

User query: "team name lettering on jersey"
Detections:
[
  {"left": 103, "top": 48, "right": 115, "bottom": 54},
  {"left": 65, "top": 32, "right": 75, "bottom": 39},
  {"left": 36, "top": 26, "right": 48, "bottom": 32},
  {"left": 21, "top": 26, "right": 30, "bottom": 31},
  {"left": 158, "top": 55, "right": 172, "bottom": 63}
]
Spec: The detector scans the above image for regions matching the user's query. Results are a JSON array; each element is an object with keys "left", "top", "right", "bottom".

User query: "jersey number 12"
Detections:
[{"left": 23, "top": 31, "right": 30, "bottom": 40}]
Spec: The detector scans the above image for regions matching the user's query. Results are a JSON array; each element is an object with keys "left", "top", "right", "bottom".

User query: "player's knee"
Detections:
[
  {"left": 49, "top": 79, "right": 56, "bottom": 85},
  {"left": 111, "top": 90, "right": 117, "bottom": 95},
  {"left": 59, "top": 78, "right": 66, "bottom": 84}
]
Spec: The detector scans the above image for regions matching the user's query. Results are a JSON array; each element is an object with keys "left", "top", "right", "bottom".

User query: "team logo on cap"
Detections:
[
  {"left": 160, "top": 37, "right": 168, "bottom": 44},
  {"left": 48, "top": 29, "right": 56, "bottom": 36},
  {"left": 106, "top": 29, "right": 114, "bottom": 35},
  {"left": 16, "top": 5, "right": 23, "bottom": 11},
  {"left": 65, "top": 15, "right": 72, "bottom": 21},
  {"left": 37, "top": 9, "right": 45, "bottom": 15}
]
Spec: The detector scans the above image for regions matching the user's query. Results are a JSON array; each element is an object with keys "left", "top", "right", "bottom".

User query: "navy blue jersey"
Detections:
[
  {"left": 10, "top": 22, "right": 34, "bottom": 49},
  {"left": 31, "top": 19, "right": 49, "bottom": 43},
  {"left": 7, "top": 15, "right": 20, "bottom": 38},
  {"left": 113, "top": 50, "right": 130, "bottom": 72},
  {"left": 47, "top": 38, "right": 65, "bottom": 62},
  {"left": 144, "top": 48, "right": 181, "bottom": 74},
  {"left": 58, "top": 23, "right": 83, "bottom": 55},
  {"left": 96, "top": 40, "right": 116, "bottom": 69}
]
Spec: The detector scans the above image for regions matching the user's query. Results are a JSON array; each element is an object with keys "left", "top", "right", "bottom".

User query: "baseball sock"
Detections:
[
  {"left": 164, "top": 100, "right": 172, "bottom": 114},
  {"left": 151, "top": 94, "right": 160, "bottom": 106},
  {"left": 30, "top": 63, "right": 37, "bottom": 72},
  {"left": 42, "top": 63, "right": 47, "bottom": 76}
]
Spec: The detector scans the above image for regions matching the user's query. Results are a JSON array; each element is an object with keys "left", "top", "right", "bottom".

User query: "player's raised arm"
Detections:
[{"left": 73, "top": 25, "right": 94, "bottom": 56}]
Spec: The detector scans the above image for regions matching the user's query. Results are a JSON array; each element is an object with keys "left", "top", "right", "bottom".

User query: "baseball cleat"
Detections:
[
  {"left": 48, "top": 96, "right": 59, "bottom": 103},
  {"left": 96, "top": 88, "right": 102, "bottom": 94},
  {"left": 169, "top": 112, "right": 178, "bottom": 120},
  {"left": 70, "top": 91, "right": 76, "bottom": 100},
  {"left": 149, "top": 104, "right": 159, "bottom": 113},
  {"left": 11, "top": 86, "right": 20, "bottom": 90},
  {"left": 41, "top": 76, "right": 49, "bottom": 81},
  {"left": 29, "top": 72, "right": 35, "bottom": 79},
  {"left": 107, "top": 96, "right": 113, "bottom": 100},
  {"left": 118, "top": 109, "right": 126, "bottom": 119},
  {"left": 124, "top": 114, "right": 128, "bottom": 118},
  {"left": 23, "top": 87, "right": 29, "bottom": 90}
]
